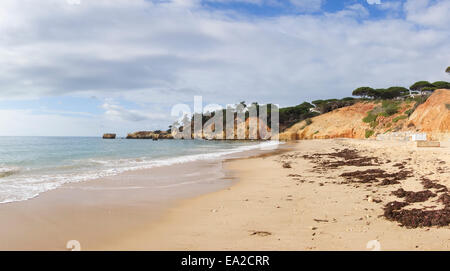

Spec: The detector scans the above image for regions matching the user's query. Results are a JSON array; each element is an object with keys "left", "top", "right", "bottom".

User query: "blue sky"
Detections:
[
  {"left": 0, "top": 0, "right": 449, "bottom": 136},
  {"left": 202, "top": 0, "right": 386, "bottom": 16}
]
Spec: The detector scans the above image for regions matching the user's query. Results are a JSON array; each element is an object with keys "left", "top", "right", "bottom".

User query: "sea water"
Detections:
[{"left": 0, "top": 137, "right": 278, "bottom": 204}]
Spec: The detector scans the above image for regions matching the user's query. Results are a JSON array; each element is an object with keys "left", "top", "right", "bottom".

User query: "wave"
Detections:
[
  {"left": 0, "top": 141, "right": 282, "bottom": 204},
  {"left": 0, "top": 167, "right": 20, "bottom": 178}
]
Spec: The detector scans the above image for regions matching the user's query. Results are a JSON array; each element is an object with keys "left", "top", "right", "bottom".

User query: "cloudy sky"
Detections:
[{"left": 0, "top": 0, "right": 449, "bottom": 136}]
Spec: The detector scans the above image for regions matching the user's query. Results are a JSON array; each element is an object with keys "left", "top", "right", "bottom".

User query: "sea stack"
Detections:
[{"left": 102, "top": 133, "right": 116, "bottom": 139}]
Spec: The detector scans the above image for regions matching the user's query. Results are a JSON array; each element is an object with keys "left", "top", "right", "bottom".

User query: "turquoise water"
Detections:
[{"left": 0, "top": 137, "right": 277, "bottom": 204}]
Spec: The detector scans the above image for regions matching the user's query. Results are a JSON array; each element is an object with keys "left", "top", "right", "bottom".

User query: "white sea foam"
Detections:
[{"left": 0, "top": 141, "right": 281, "bottom": 204}]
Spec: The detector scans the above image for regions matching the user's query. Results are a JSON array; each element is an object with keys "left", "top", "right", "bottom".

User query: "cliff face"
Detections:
[
  {"left": 188, "top": 116, "right": 271, "bottom": 140},
  {"left": 280, "top": 89, "right": 450, "bottom": 141},
  {"left": 409, "top": 89, "right": 450, "bottom": 133},
  {"left": 279, "top": 102, "right": 377, "bottom": 140}
]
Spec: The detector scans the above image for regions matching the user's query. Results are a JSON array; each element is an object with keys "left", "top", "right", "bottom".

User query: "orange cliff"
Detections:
[
  {"left": 409, "top": 89, "right": 450, "bottom": 134},
  {"left": 279, "top": 89, "right": 450, "bottom": 141}
]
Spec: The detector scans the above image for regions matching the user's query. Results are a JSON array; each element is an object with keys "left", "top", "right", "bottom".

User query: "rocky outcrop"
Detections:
[
  {"left": 158, "top": 132, "right": 174, "bottom": 139},
  {"left": 126, "top": 131, "right": 173, "bottom": 140},
  {"left": 102, "top": 133, "right": 116, "bottom": 139}
]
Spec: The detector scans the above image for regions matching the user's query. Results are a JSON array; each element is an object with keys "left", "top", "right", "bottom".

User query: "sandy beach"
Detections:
[{"left": 1, "top": 139, "right": 449, "bottom": 250}]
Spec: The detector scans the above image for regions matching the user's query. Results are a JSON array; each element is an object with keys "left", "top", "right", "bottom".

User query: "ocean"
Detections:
[{"left": 0, "top": 137, "right": 279, "bottom": 204}]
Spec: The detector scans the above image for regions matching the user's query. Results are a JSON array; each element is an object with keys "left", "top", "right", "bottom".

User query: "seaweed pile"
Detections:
[
  {"left": 298, "top": 147, "right": 450, "bottom": 228},
  {"left": 384, "top": 179, "right": 450, "bottom": 228}
]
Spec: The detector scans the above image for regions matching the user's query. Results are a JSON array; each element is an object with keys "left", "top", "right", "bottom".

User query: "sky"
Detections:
[{"left": 0, "top": 0, "right": 449, "bottom": 136}]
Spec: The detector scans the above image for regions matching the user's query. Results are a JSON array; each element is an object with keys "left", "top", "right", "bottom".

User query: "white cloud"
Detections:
[
  {"left": 378, "top": 1, "right": 403, "bottom": 11},
  {"left": 102, "top": 102, "right": 168, "bottom": 122},
  {"left": 328, "top": 4, "right": 369, "bottom": 18},
  {"left": 404, "top": 0, "right": 450, "bottom": 28},
  {"left": 0, "top": 0, "right": 449, "bottom": 135}
]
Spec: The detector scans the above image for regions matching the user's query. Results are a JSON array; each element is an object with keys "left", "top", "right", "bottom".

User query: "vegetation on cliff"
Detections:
[{"left": 123, "top": 71, "right": 450, "bottom": 140}]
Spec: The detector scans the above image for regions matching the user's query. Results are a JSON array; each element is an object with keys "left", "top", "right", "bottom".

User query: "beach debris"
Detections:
[
  {"left": 384, "top": 184, "right": 450, "bottom": 228},
  {"left": 282, "top": 162, "right": 292, "bottom": 168},
  {"left": 313, "top": 219, "right": 329, "bottom": 223},
  {"left": 421, "top": 178, "right": 448, "bottom": 192},
  {"left": 250, "top": 231, "right": 272, "bottom": 237},
  {"left": 302, "top": 148, "right": 380, "bottom": 169},
  {"left": 296, "top": 145, "right": 450, "bottom": 229},
  {"left": 380, "top": 179, "right": 400, "bottom": 186},
  {"left": 340, "top": 169, "right": 412, "bottom": 184},
  {"left": 211, "top": 209, "right": 218, "bottom": 213},
  {"left": 384, "top": 206, "right": 450, "bottom": 228},
  {"left": 366, "top": 196, "right": 381, "bottom": 203},
  {"left": 438, "top": 194, "right": 450, "bottom": 205},
  {"left": 391, "top": 188, "right": 436, "bottom": 203}
]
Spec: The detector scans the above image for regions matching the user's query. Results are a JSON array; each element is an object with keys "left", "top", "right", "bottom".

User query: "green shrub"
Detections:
[
  {"left": 393, "top": 115, "right": 408, "bottom": 123},
  {"left": 446, "top": 104, "right": 450, "bottom": 110},
  {"left": 381, "top": 100, "right": 399, "bottom": 116},
  {"left": 305, "top": 118, "right": 313, "bottom": 125},
  {"left": 405, "top": 109, "right": 414, "bottom": 116},
  {"left": 363, "top": 113, "right": 378, "bottom": 123},
  {"left": 365, "top": 130, "right": 374, "bottom": 138},
  {"left": 370, "top": 121, "right": 379, "bottom": 129}
]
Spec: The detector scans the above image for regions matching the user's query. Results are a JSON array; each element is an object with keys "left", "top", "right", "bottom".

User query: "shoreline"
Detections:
[
  {"left": 0, "top": 139, "right": 449, "bottom": 250},
  {"left": 97, "top": 139, "right": 450, "bottom": 251},
  {"left": 0, "top": 141, "right": 283, "bottom": 250}
]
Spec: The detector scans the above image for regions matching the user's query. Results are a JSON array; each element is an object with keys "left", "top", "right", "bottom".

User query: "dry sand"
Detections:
[
  {"left": 99, "top": 139, "right": 450, "bottom": 251},
  {"left": 1, "top": 139, "right": 449, "bottom": 250}
]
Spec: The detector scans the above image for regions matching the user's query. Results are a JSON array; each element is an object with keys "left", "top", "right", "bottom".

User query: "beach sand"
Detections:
[
  {"left": 0, "top": 160, "right": 233, "bottom": 250},
  {"left": 1, "top": 139, "right": 449, "bottom": 250},
  {"left": 98, "top": 139, "right": 450, "bottom": 251}
]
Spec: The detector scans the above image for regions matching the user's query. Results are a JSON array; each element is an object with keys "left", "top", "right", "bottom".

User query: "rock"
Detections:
[
  {"left": 126, "top": 131, "right": 173, "bottom": 140},
  {"left": 126, "top": 131, "right": 156, "bottom": 139},
  {"left": 102, "top": 133, "right": 116, "bottom": 139},
  {"left": 158, "top": 131, "right": 174, "bottom": 139}
]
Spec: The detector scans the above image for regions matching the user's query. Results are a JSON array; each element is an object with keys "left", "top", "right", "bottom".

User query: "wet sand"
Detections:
[
  {"left": 0, "top": 159, "right": 234, "bottom": 250},
  {"left": 1, "top": 139, "right": 449, "bottom": 250}
]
